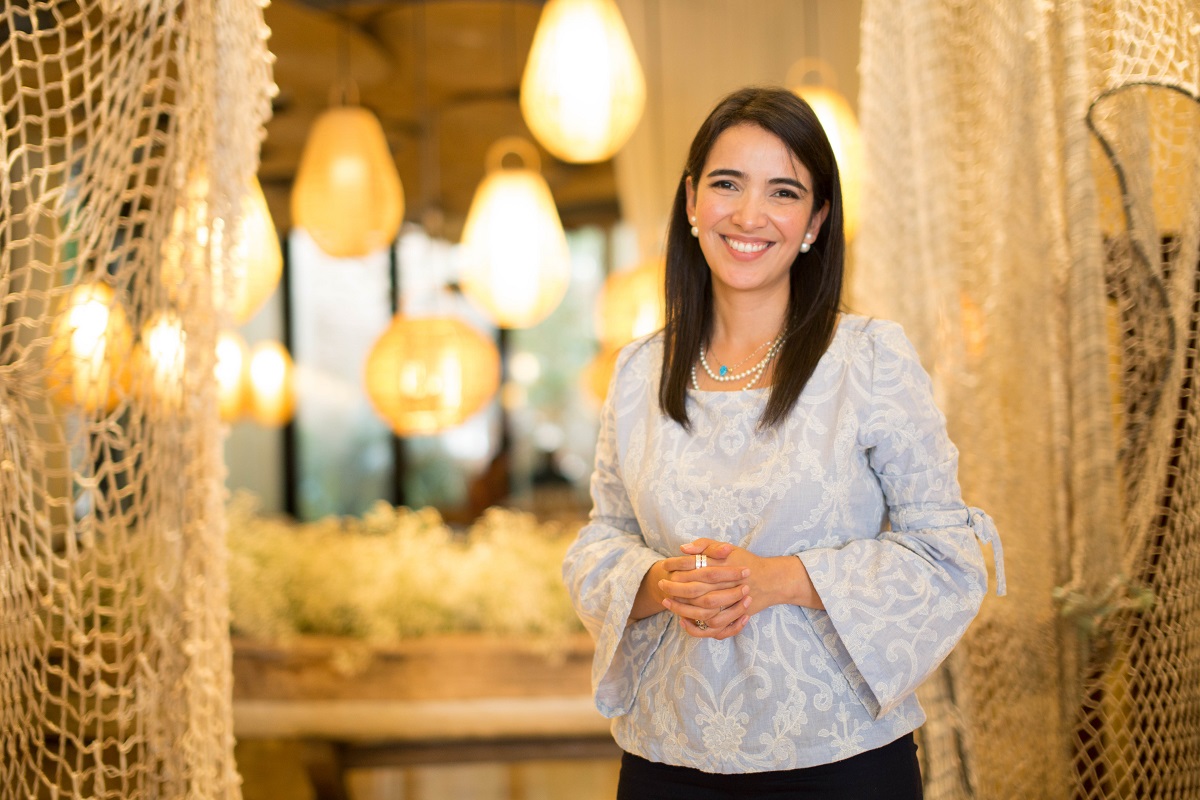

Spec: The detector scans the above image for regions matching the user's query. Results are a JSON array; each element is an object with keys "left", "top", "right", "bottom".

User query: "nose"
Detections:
[{"left": 730, "top": 190, "right": 768, "bottom": 230}]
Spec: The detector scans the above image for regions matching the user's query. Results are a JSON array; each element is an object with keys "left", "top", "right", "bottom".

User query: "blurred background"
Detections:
[{"left": 225, "top": 0, "right": 863, "bottom": 527}]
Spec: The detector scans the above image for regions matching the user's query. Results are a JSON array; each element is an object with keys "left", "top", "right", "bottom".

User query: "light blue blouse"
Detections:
[{"left": 563, "top": 315, "right": 1005, "bottom": 774}]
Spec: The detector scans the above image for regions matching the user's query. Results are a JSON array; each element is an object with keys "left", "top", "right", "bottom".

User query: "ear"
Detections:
[
  {"left": 685, "top": 175, "right": 696, "bottom": 220},
  {"left": 808, "top": 200, "right": 830, "bottom": 239}
]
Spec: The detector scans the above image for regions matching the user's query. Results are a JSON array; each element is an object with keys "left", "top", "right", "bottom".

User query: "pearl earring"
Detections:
[
  {"left": 690, "top": 216, "right": 698, "bottom": 238},
  {"left": 799, "top": 233, "right": 813, "bottom": 253}
]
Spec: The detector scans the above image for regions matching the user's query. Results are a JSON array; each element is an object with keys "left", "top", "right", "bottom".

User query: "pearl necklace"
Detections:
[
  {"left": 691, "top": 336, "right": 784, "bottom": 392},
  {"left": 706, "top": 338, "right": 773, "bottom": 378}
]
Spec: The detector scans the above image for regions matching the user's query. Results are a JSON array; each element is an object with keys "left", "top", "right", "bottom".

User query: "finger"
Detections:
[
  {"left": 664, "top": 591, "right": 750, "bottom": 619},
  {"left": 679, "top": 539, "right": 719, "bottom": 555},
  {"left": 711, "top": 615, "right": 751, "bottom": 640},
  {"left": 660, "top": 558, "right": 748, "bottom": 582},
  {"left": 704, "top": 542, "right": 736, "bottom": 559},
  {"left": 660, "top": 580, "right": 750, "bottom": 604}
]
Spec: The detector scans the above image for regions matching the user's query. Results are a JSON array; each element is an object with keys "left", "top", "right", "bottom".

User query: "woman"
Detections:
[{"left": 563, "top": 86, "right": 1005, "bottom": 799}]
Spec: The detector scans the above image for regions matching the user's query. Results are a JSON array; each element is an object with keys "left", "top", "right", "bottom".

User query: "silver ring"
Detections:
[
  {"left": 694, "top": 619, "right": 709, "bottom": 630},
  {"left": 695, "top": 554, "right": 707, "bottom": 569}
]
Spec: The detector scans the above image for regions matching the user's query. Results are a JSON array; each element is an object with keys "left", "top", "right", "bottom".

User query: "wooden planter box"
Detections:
[{"left": 232, "top": 632, "right": 608, "bottom": 750}]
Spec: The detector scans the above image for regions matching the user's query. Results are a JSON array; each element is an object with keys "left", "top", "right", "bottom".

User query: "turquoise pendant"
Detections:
[{"left": 719, "top": 365, "right": 729, "bottom": 377}]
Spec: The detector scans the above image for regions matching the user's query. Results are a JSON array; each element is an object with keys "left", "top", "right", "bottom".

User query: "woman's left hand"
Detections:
[{"left": 660, "top": 538, "right": 824, "bottom": 638}]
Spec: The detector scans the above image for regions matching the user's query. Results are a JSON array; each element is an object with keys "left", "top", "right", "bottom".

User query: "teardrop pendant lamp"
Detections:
[
  {"left": 788, "top": 58, "right": 863, "bottom": 241},
  {"left": 459, "top": 137, "right": 571, "bottom": 329},
  {"left": 520, "top": 0, "right": 645, "bottom": 163},
  {"left": 292, "top": 103, "right": 404, "bottom": 257},
  {"left": 291, "top": 20, "right": 403, "bottom": 260},
  {"left": 230, "top": 176, "right": 283, "bottom": 323}
]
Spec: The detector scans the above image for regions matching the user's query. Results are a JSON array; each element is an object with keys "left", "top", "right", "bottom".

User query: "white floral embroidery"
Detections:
[{"left": 562, "top": 316, "right": 1002, "bottom": 774}]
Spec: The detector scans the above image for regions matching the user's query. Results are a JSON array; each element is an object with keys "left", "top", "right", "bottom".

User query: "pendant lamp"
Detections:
[
  {"left": 230, "top": 176, "right": 283, "bottom": 323},
  {"left": 134, "top": 310, "right": 187, "bottom": 411},
  {"left": 215, "top": 330, "right": 249, "bottom": 422},
  {"left": 46, "top": 281, "right": 133, "bottom": 413},
  {"left": 520, "top": 0, "right": 645, "bottom": 163},
  {"left": 460, "top": 138, "right": 571, "bottom": 329},
  {"left": 246, "top": 340, "right": 295, "bottom": 427},
  {"left": 291, "top": 105, "right": 404, "bottom": 257},
  {"left": 789, "top": 59, "right": 863, "bottom": 241},
  {"left": 595, "top": 257, "right": 665, "bottom": 350},
  {"left": 364, "top": 316, "right": 500, "bottom": 435}
]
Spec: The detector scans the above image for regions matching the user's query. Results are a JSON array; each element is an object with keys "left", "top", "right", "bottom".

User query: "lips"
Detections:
[{"left": 722, "top": 236, "right": 771, "bottom": 254}]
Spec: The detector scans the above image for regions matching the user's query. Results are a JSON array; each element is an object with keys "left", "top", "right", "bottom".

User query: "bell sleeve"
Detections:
[
  {"left": 797, "top": 321, "right": 1006, "bottom": 719},
  {"left": 562, "top": 346, "right": 671, "bottom": 718}
]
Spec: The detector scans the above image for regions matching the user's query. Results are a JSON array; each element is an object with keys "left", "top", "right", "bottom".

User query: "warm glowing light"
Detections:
[
  {"left": 136, "top": 311, "right": 187, "bottom": 410},
  {"left": 247, "top": 341, "right": 295, "bottom": 427},
  {"left": 520, "top": 0, "right": 645, "bottom": 163},
  {"left": 596, "top": 258, "right": 665, "bottom": 350},
  {"left": 46, "top": 281, "right": 133, "bottom": 413},
  {"left": 215, "top": 330, "right": 249, "bottom": 422},
  {"left": 230, "top": 177, "right": 283, "bottom": 323},
  {"left": 364, "top": 315, "right": 500, "bottom": 435},
  {"left": 291, "top": 106, "right": 404, "bottom": 257},
  {"left": 790, "top": 60, "right": 864, "bottom": 241},
  {"left": 460, "top": 138, "right": 571, "bottom": 329},
  {"left": 582, "top": 346, "right": 621, "bottom": 405}
]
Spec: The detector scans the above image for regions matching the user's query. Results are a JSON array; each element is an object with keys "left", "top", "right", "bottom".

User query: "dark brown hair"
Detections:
[{"left": 658, "top": 86, "right": 846, "bottom": 429}]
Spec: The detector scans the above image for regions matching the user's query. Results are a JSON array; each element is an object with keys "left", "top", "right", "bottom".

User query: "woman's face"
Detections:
[{"left": 685, "top": 123, "right": 828, "bottom": 306}]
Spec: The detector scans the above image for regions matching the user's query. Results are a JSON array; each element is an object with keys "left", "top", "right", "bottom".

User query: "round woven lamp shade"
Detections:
[
  {"left": 460, "top": 138, "right": 571, "bottom": 329},
  {"left": 365, "top": 316, "right": 500, "bottom": 435},
  {"left": 291, "top": 106, "right": 404, "bottom": 258},
  {"left": 246, "top": 340, "right": 295, "bottom": 427},
  {"left": 46, "top": 280, "right": 133, "bottom": 413},
  {"left": 215, "top": 330, "right": 249, "bottom": 422},
  {"left": 520, "top": 0, "right": 645, "bottom": 163}
]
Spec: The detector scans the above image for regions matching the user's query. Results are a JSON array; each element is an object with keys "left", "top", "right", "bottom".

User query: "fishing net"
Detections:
[
  {"left": 0, "top": 0, "right": 272, "bottom": 796},
  {"left": 853, "top": 1, "right": 1199, "bottom": 797}
]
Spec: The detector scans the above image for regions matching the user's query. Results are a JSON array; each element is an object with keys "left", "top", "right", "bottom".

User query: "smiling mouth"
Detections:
[{"left": 723, "top": 236, "right": 772, "bottom": 254}]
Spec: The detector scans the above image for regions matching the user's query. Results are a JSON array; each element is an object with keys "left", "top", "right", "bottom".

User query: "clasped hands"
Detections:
[{"left": 635, "top": 538, "right": 823, "bottom": 639}]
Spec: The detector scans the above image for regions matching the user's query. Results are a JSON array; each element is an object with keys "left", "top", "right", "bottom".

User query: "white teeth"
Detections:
[{"left": 725, "top": 237, "right": 769, "bottom": 254}]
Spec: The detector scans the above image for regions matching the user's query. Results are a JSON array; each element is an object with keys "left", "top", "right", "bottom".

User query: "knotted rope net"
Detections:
[
  {"left": 854, "top": 1, "right": 1199, "bottom": 798},
  {"left": 1, "top": 1, "right": 272, "bottom": 797}
]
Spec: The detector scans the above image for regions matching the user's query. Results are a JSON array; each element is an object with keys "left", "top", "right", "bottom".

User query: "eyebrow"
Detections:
[{"left": 705, "top": 168, "right": 808, "bottom": 193}]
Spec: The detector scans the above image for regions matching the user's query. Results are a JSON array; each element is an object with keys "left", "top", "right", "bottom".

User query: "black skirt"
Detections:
[{"left": 616, "top": 733, "right": 923, "bottom": 800}]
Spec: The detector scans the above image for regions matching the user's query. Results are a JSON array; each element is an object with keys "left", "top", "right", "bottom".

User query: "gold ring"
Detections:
[{"left": 694, "top": 619, "right": 709, "bottom": 630}]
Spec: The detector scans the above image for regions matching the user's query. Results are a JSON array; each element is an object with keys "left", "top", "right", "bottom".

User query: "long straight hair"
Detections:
[{"left": 659, "top": 86, "right": 846, "bottom": 430}]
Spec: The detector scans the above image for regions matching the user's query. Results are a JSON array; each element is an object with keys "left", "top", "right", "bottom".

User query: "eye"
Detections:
[
  {"left": 773, "top": 188, "right": 799, "bottom": 200},
  {"left": 709, "top": 179, "right": 738, "bottom": 191}
]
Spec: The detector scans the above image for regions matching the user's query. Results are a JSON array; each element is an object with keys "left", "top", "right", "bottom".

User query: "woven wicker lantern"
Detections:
[
  {"left": 246, "top": 340, "right": 295, "bottom": 427},
  {"left": 46, "top": 281, "right": 133, "bottom": 413},
  {"left": 460, "top": 138, "right": 570, "bottom": 329},
  {"left": 596, "top": 257, "right": 664, "bottom": 350},
  {"left": 364, "top": 316, "right": 500, "bottom": 435},
  {"left": 134, "top": 310, "right": 187, "bottom": 411},
  {"left": 215, "top": 330, "right": 249, "bottom": 422},
  {"left": 520, "top": 0, "right": 645, "bottom": 163},
  {"left": 229, "top": 176, "right": 282, "bottom": 324},
  {"left": 291, "top": 106, "right": 404, "bottom": 257}
]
